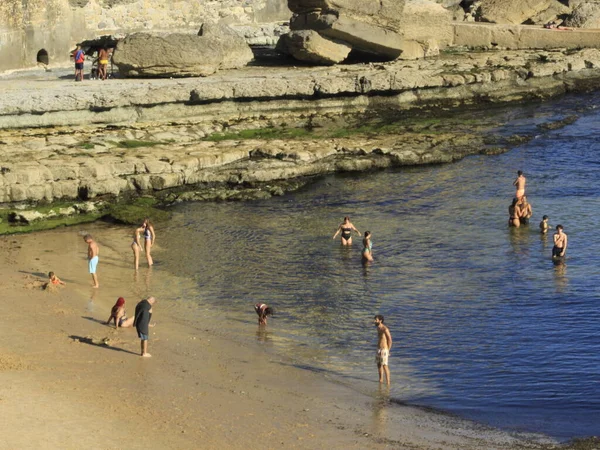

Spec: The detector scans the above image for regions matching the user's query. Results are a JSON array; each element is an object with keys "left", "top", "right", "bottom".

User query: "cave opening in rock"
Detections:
[{"left": 36, "top": 49, "right": 49, "bottom": 65}]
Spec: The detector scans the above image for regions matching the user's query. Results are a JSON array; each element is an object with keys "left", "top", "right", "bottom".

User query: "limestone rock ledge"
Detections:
[
  {"left": 0, "top": 131, "right": 491, "bottom": 205},
  {"left": 2, "top": 48, "right": 600, "bottom": 130}
]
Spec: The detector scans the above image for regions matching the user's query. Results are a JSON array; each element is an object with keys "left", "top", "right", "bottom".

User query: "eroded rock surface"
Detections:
[
  {"left": 282, "top": 0, "right": 406, "bottom": 63},
  {"left": 276, "top": 30, "right": 352, "bottom": 65},
  {"left": 112, "top": 24, "right": 253, "bottom": 77},
  {"left": 565, "top": 1, "right": 600, "bottom": 28},
  {"left": 477, "top": 0, "right": 571, "bottom": 24}
]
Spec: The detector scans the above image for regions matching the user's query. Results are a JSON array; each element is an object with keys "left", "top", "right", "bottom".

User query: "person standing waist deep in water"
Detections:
[
  {"left": 553, "top": 224, "right": 568, "bottom": 258},
  {"left": 332, "top": 216, "right": 361, "bottom": 245},
  {"left": 362, "top": 231, "right": 373, "bottom": 262}
]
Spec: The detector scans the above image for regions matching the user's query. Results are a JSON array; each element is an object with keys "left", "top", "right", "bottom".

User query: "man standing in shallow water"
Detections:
[
  {"left": 553, "top": 225, "right": 568, "bottom": 258},
  {"left": 83, "top": 234, "right": 99, "bottom": 288},
  {"left": 374, "top": 315, "right": 392, "bottom": 385}
]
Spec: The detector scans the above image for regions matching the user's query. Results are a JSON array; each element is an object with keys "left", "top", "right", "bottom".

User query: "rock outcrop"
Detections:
[
  {"left": 279, "top": 0, "right": 406, "bottom": 64},
  {"left": 565, "top": 2, "right": 600, "bottom": 28},
  {"left": 276, "top": 30, "right": 352, "bottom": 65},
  {"left": 112, "top": 24, "right": 254, "bottom": 77},
  {"left": 477, "top": 0, "right": 571, "bottom": 24}
]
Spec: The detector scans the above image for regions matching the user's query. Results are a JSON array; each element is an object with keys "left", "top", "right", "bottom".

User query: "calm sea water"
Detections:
[{"left": 157, "top": 93, "right": 600, "bottom": 440}]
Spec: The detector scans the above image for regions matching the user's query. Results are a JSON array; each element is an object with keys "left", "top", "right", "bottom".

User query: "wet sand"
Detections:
[{"left": 0, "top": 223, "right": 555, "bottom": 449}]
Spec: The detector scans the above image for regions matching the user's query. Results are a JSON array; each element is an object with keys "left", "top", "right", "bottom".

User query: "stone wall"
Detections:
[{"left": 0, "top": 0, "right": 290, "bottom": 72}]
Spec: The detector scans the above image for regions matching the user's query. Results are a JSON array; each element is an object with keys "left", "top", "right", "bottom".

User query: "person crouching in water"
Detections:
[{"left": 255, "top": 303, "right": 273, "bottom": 325}]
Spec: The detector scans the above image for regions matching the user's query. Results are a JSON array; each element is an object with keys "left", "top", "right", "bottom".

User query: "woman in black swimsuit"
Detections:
[
  {"left": 332, "top": 216, "right": 361, "bottom": 245},
  {"left": 508, "top": 198, "right": 521, "bottom": 228}
]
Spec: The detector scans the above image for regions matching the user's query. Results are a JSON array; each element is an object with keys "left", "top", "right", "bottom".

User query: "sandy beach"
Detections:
[{"left": 0, "top": 223, "right": 558, "bottom": 450}]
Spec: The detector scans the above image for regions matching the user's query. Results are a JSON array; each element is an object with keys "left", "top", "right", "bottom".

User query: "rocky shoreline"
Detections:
[{"left": 1, "top": 47, "right": 600, "bottom": 232}]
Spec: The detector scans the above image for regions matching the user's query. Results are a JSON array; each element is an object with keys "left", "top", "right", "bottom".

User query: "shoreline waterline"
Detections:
[{"left": 0, "top": 223, "right": 564, "bottom": 450}]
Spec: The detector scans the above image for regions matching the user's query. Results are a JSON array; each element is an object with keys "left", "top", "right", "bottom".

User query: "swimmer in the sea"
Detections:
[
  {"left": 552, "top": 225, "right": 568, "bottom": 258},
  {"left": 513, "top": 170, "right": 526, "bottom": 200},
  {"left": 255, "top": 303, "right": 273, "bottom": 325},
  {"left": 518, "top": 195, "right": 532, "bottom": 224},
  {"left": 540, "top": 215, "right": 549, "bottom": 234},
  {"left": 332, "top": 216, "right": 361, "bottom": 245},
  {"left": 106, "top": 297, "right": 134, "bottom": 328},
  {"left": 362, "top": 231, "right": 374, "bottom": 262},
  {"left": 508, "top": 198, "right": 521, "bottom": 228}
]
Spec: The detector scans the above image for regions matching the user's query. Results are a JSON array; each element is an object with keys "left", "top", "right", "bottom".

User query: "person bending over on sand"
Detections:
[
  {"left": 508, "top": 198, "right": 521, "bottom": 228},
  {"left": 540, "top": 215, "right": 550, "bottom": 234},
  {"left": 107, "top": 297, "right": 134, "bottom": 328},
  {"left": 374, "top": 315, "right": 392, "bottom": 385},
  {"left": 553, "top": 225, "right": 568, "bottom": 258},
  {"left": 518, "top": 196, "right": 533, "bottom": 224},
  {"left": 513, "top": 170, "right": 526, "bottom": 200},
  {"left": 134, "top": 297, "right": 156, "bottom": 357},
  {"left": 255, "top": 303, "right": 273, "bottom": 325},
  {"left": 332, "top": 216, "right": 361, "bottom": 245},
  {"left": 362, "top": 231, "right": 374, "bottom": 262},
  {"left": 84, "top": 234, "right": 99, "bottom": 288},
  {"left": 142, "top": 218, "right": 155, "bottom": 267}
]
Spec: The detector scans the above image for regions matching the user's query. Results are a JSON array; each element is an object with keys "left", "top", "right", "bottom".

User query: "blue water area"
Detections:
[{"left": 159, "top": 93, "right": 600, "bottom": 440}]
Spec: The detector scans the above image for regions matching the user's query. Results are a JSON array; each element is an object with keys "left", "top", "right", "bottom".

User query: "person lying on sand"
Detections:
[
  {"left": 543, "top": 22, "right": 572, "bottom": 30},
  {"left": 255, "top": 303, "right": 273, "bottom": 325},
  {"left": 47, "top": 271, "right": 65, "bottom": 286},
  {"left": 107, "top": 297, "right": 134, "bottom": 329}
]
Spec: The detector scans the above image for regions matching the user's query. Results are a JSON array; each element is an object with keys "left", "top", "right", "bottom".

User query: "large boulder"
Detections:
[
  {"left": 286, "top": 0, "right": 406, "bottom": 62},
  {"left": 112, "top": 24, "right": 253, "bottom": 78},
  {"left": 402, "top": 1, "right": 454, "bottom": 47},
  {"left": 290, "top": 12, "right": 405, "bottom": 59},
  {"left": 276, "top": 30, "right": 352, "bottom": 65},
  {"left": 565, "top": 2, "right": 600, "bottom": 28},
  {"left": 478, "top": 0, "right": 570, "bottom": 24}
]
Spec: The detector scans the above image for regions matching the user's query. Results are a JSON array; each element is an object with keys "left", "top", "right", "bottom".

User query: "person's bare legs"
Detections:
[
  {"left": 378, "top": 364, "right": 384, "bottom": 383},
  {"left": 91, "top": 273, "right": 99, "bottom": 288},
  {"left": 141, "top": 340, "right": 151, "bottom": 357},
  {"left": 341, "top": 237, "right": 352, "bottom": 246},
  {"left": 145, "top": 242, "right": 153, "bottom": 266},
  {"left": 383, "top": 365, "right": 391, "bottom": 386},
  {"left": 132, "top": 242, "right": 140, "bottom": 270}
]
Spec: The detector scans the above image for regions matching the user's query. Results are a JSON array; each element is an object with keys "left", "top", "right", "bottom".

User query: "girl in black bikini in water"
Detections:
[{"left": 332, "top": 216, "right": 361, "bottom": 246}]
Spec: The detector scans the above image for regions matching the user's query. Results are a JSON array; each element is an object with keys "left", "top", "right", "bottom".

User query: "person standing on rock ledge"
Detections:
[
  {"left": 84, "top": 234, "right": 99, "bottom": 288},
  {"left": 513, "top": 170, "right": 526, "bottom": 200},
  {"left": 73, "top": 45, "right": 85, "bottom": 82}
]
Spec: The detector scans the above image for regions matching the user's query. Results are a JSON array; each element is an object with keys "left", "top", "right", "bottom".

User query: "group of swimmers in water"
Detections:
[
  {"left": 509, "top": 170, "right": 568, "bottom": 259},
  {"left": 332, "top": 216, "right": 373, "bottom": 262}
]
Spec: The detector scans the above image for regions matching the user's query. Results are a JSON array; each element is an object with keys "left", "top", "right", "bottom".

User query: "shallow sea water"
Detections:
[{"left": 157, "top": 92, "right": 600, "bottom": 440}]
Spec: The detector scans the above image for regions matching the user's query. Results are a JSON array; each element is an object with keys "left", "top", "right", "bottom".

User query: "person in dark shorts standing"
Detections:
[
  {"left": 552, "top": 225, "right": 568, "bottom": 258},
  {"left": 74, "top": 45, "right": 85, "bottom": 82},
  {"left": 134, "top": 297, "right": 156, "bottom": 357}
]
